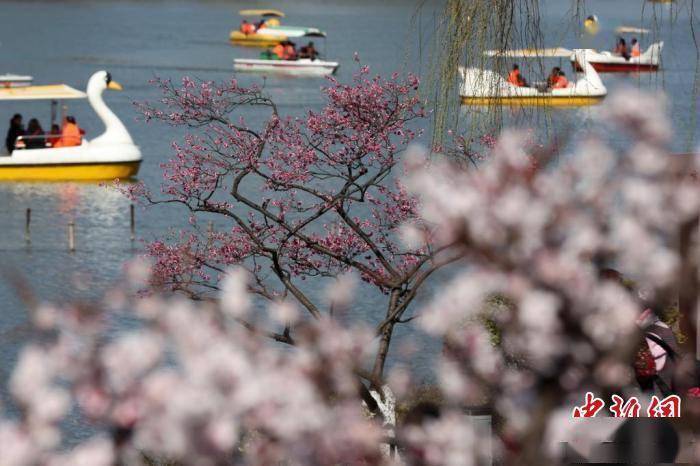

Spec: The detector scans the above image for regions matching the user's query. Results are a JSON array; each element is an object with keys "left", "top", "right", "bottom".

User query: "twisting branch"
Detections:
[{"left": 123, "top": 66, "right": 449, "bottom": 387}]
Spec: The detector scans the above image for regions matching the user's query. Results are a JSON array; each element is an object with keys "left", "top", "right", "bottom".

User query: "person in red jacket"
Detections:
[
  {"left": 272, "top": 43, "right": 285, "bottom": 59},
  {"left": 547, "top": 67, "right": 561, "bottom": 87},
  {"left": 240, "top": 20, "right": 256, "bottom": 35},
  {"left": 507, "top": 64, "right": 527, "bottom": 87},
  {"left": 282, "top": 41, "right": 297, "bottom": 60},
  {"left": 552, "top": 70, "right": 569, "bottom": 89}
]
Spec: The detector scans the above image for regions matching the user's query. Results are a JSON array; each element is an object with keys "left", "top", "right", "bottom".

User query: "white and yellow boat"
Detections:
[
  {"left": 460, "top": 49, "right": 607, "bottom": 106},
  {"left": 0, "top": 74, "right": 33, "bottom": 88},
  {"left": 234, "top": 57, "right": 339, "bottom": 76},
  {"left": 0, "top": 71, "right": 141, "bottom": 181},
  {"left": 229, "top": 9, "right": 326, "bottom": 47}
]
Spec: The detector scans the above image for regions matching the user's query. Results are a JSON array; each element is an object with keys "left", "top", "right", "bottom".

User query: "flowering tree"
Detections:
[{"left": 122, "top": 66, "right": 465, "bottom": 393}]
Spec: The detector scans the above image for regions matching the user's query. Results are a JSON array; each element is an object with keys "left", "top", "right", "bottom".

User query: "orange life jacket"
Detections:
[
  {"left": 272, "top": 44, "right": 285, "bottom": 59},
  {"left": 552, "top": 75, "right": 569, "bottom": 89},
  {"left": 283, "top": 45, "right": 296, "bottom": 60},
  {"left": 631, "top": 43, "right": 641, "bottom": 57},
  {"left": 507, "top": 70, "right": 522, "bottom": 86},
  {"left": 53, "top": 122, "right": 82, "bottom": 148}
]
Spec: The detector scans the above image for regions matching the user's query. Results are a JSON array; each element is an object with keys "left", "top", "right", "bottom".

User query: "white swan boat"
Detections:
[
  {"left": 0, "top": 71, "right": 141, "bottom": 181},
  {"left": 0, "top": 74, "right": 33, "bottom": 88},
  {"left": 460, "top": 50, "right": 607, "bottom": 106},
  {"left": 233, "top": 57, "right": 339, "bottom": 76},
  {"left": 571, "top": 42, "right": 663, "bottom": 72}
]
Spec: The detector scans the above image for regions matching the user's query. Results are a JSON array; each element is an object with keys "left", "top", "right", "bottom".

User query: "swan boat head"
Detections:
[{"left": 86, "top": 70, "right": 139, "bottom": 151}]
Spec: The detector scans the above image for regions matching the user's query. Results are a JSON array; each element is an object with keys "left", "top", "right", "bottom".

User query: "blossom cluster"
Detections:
[
  {"left": 405, "top": 89, "right": 700, "bottom": 461},
  {"left": 0, "top": 265, "right": 487, "bottom": 466},
  {"left": 1, "top": 266, "right": 379, "bottom": 465},
  {"left": 125, "top": 66, "right": 430, "bottom": 301}
]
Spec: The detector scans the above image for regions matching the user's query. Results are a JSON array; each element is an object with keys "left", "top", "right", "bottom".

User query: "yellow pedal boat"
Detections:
[
  {"left": 229, "top": 9, "right": 326, "bottom": 47},
  {"left": 0, "top": 71, "right": 141, "bottom": 181},
  {"left": 460, "top": 49, "right": 607, "bottom": 107}
]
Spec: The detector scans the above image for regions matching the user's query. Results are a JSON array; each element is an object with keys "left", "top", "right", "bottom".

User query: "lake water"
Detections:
[{"left": 0, "top": 0, "right": 698, "bottom": 440}]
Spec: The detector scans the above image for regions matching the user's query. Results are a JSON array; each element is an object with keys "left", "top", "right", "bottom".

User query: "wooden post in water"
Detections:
[
  {"left": 68, "top": 221, "right": 75, "bottom": 252},
  {"left": 130, "top": 204, "right": 135, "bottom": 242},
  {"left": 24, "top": 208, "right": 31, "bottom": 245}
]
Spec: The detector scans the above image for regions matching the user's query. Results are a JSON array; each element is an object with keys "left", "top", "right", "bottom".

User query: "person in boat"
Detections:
[
  {"left": 299, "top": 41, "right": 319, "bottom": 60},
  {"left": 25, "top": 118, "right": 45, "bottom": 149},
  {"left": 254, "top": 19, "right": 266, "bottom": 31},
  {"left": 47, "top": 124, "right": 61, "bottom": 147},
  {"left": 552, "top": 70, "right": 570, "bottom": 89},
  {"left": 631, "top": 38, "right": 641, "bottom": 57},
  {"left": 5, "top": 113, "right": 24, "bottom": 153},
  {"left": 547, "top": 67, "right": 561, "bottom": 87},
  {"left": 53, "top": 116, "right": 83, "bottom": 148},
  {"left": 614, "top": 37, "right": 630, "bottom": 60},
  {"left": 272, "top": 42, "right": 285, "bottom": 59},
  {"left": 507, "top": 64, "right": 528, "bottom": 87},
  {"left": 282, "top": 40, "right": 298, "bottom": 60},
  {"left": 240, "top": 20, "right": 256, "bottom": 35}
]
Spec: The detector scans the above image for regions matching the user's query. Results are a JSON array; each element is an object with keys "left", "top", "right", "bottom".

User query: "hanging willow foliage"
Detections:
[
  {"left": 429, "top": 0, "right": 547, "bottom": 141},
  {"left": 423, "top": 0, "right": 699, "bottom": 150}
]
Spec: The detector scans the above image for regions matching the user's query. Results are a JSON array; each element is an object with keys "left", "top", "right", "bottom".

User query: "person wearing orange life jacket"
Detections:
[
  {"left": 546, "top": 67, "right": 561, "bottom": 88},
  {"left": 507, "top": 64, "right": 528, "bottom": 87},
  {"left": 53, "top": 116, "right": 83, "bottom": 148},
  {"left": 272, "top": 43, "right": 285, "bottom": 59},
  {"left": 552, "top": 70, "right": 570, "bottom": 89},
  {"left": 631, "top": 38, "right": 641, "bottom": 57},
  {"left": 282, "top": 40, "right": 297, "bottom": 60},
  {"left": 240, "top": 20, "right": 256, "bottom": 35}
]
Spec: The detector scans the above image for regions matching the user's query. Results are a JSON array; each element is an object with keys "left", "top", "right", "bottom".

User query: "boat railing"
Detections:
[{"left": 13, "top": 134, "right": 81, "bottom": 150}]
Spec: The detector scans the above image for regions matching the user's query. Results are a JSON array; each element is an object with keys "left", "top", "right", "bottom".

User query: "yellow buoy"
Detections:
[{"left": 584, "top": 15, "right": 600, "bottom": 35}]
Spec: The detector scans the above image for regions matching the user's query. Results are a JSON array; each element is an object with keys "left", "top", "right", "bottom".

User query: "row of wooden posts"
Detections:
[{"left": 23, "top": 204, "right": 136, "bottom": 252}]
